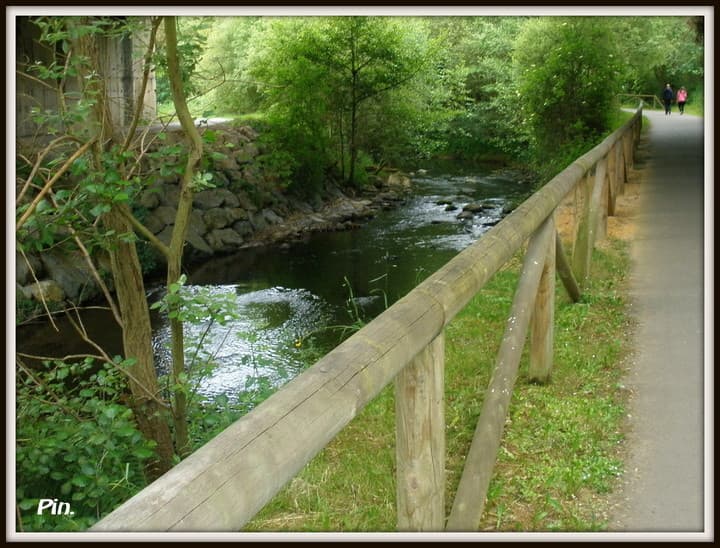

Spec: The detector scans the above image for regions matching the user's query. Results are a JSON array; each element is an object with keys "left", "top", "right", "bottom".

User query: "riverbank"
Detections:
[{"left": 15, "top": 119, "right": 418, "bottom": 321}]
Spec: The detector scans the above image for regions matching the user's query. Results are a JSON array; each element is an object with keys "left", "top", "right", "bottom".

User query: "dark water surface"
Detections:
[{"left": 17, "top": 168, "right": 533, "bottom": 401}]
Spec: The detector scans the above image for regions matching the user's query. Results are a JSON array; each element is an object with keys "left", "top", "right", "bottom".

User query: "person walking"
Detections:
[
  {"left": 676, "top": 86, "right": 688, "bottom": 114},
  {"left": 662, "top": 83, "right": 674, "bottom": 115}
]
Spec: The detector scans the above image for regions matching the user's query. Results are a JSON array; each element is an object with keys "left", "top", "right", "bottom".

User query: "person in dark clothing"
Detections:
[{"left": 662, "top": 83, "right": 674, "bottom": 115}]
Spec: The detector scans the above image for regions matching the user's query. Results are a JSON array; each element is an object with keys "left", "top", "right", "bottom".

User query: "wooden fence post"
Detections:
[
  {"left": 607, "top": 144, "right": 617, "bottom": 216},
  {"left": 529, "top": 216, "right": 557, "bottom": 383},
  {"left": 571, "top": 171, "right": 592, "bottom": 286},
  {"left": 588, "top": 157, "right": 608, "bottom": 249},
  {"left": 555, "top": 233, "right": 581, "bottom": 303},
  {"left": 623, "top": 132, "right": 633, "bottom": 181},
  {"left": 615, "top": 139, "right": 626, "bottom": 193},
  {"left": 395, "top": 333, "right": 445, "bottom": 531}
]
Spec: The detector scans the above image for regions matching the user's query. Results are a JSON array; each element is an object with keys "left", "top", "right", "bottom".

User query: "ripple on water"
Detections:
[{"left": 152, "top": 285, "right": 334, "bottom": 402}]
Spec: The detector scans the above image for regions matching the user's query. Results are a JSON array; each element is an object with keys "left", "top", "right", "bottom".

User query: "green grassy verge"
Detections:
[{"left": 243, "top": 237, "right": 634, "bottom": 532}]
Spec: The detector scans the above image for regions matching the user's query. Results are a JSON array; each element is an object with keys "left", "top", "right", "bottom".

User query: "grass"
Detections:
[{"left": 243, "top": 236, "right": 634, "bottom": 532}]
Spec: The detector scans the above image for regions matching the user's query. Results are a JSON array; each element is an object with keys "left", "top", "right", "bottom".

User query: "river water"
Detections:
[{"left": 17, "top": 167, "right": 533, "bottom": 403}]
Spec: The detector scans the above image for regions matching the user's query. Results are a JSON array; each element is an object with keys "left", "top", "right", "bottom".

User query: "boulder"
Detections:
[
  {"left": 185, "top": 228, "right": 213, "bottom": 256},
  {"left": 160, "top": 184, "right": 181, "bottom": 206},
  {"left": 236, "top": 126, "right": 259, "bottom": 141},
  {"left": 206, "top": 228, "right": 245, "bottom": 252},
  {"left": 462, "top": 201, "right": 488, "bottom": 213},
  {"left": 139, "top": 189, "right": 161, "bottom": 209},
  {"left": 203, "top": 208, "right": 234, "bottom": 230},
  {"left": 214, "top": 153, "right": 239, "bottom": 172},
  {"left": 232, "top": 220, "right": 254, "bottom": 237},
  {"left": 235, "top": 143, "right": 259, "bottom": 164},
  {"left": 227, "top": 207, "right": 249, "bottom": 222},
  {"left": 193, "top": 189, "right": 225, "bottom": 210},
  {"left": 40, "top": 250, "right": 100, "bottom": 302},
  {"left": 217, "top": 188, "right": 241, "bottom": 208},
  {"left": 152, "top": 205, "right": 179, "bottom": 226},
  {"left": 26, "top": 280, "right": 65, "bottom": 303},
  {"left": 262, "top": 209, "right": 284, "bottom": 225},
  {"left": 386, "top": 172, "right": 411, "bottom": 191},
  {"left": 189, "top": 209, "right": 207, "bottom": 236},
  {"left": 16, "top": 252, "right": 43, "bottom": 286},
  {"left": 194, "top": 188, "right": 240, "bottom": 210},
  {"left": 248, "top": 211, "right": 268, "bottom": 232},
  {"left": 157, "top": 226, "right": 173, "bottom": 246},
  {"left": 142, "top": 210, "right": 168, "bottom": 234}
]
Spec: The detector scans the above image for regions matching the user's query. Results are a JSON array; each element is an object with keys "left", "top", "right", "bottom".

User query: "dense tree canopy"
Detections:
[{"left": 192, "top": 15, "right": 704, "bottom": 185}]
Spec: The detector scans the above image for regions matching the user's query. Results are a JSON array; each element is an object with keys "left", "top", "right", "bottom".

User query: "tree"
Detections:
[
  {"left": 426, "top": 16, "right": 530, "bottom": 162},
  {"left": 16, "top": 15, "right": 206, "bottom": 477},
  {"left": 610, "top": 16, "right": 704, "bottom": 106},
  {"left": 513, "top": 16, "right": 621, "bottom": 163},
  {"left": 247, "top": 16, "right": 433, "bottom": 189}
]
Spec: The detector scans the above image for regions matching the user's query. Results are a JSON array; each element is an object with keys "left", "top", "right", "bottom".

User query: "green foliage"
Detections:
[
  {"left": 154, "top": 17, "right": 214, "bottom": 104},
  {"left": 151, "top": 274, "right": 243, "bottom": 406},
  {"left": 431, "top": 17, "right": 531, "bottom": 162},
  {"left": 16, "top": 358, "right": 155, "bottom": 531},
  {"left": 202, "top": 17, "right": 265, "bottom": 115},
  {"left": 514, "top": 17, "right": 622, "bottom": 164},
  {"left": 242, "top": 17, "right": 438, "bottom": 189},
  {"left": 610, "top": 16, "right": 704, "bottom": 102}
]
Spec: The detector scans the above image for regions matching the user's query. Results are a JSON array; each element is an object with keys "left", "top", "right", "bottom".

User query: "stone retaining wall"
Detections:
[{"left": 16, "top": 122, "right": 412, "bottom": 308}]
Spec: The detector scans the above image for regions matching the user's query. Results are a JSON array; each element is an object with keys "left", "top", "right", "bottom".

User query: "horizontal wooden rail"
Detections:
[
  {"left": 618, "top": 93, "right": 663, "bottom": 110},
  {"left": 91, "top": 105, "right": 643, "bottom": 533}
]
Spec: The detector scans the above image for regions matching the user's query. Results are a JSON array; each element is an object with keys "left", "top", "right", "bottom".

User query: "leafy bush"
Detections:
[
  {"left": 514, "top": 17, "right": 621, "bottom": 164},
  {"left": 16, "top": 358, "right": 155, "bottom": 531}
]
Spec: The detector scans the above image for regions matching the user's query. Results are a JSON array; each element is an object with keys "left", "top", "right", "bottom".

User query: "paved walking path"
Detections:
[{"left": 608, "top": 110, "right": 709, "bottom": 538}]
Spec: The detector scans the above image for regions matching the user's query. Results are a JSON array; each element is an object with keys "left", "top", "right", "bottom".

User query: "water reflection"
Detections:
[
  {"left": 17, "top": 168, "right": 533, "bottom": 401},
  {"left": 160, "top": 169, "right": 532, "bottom": 398},
  {"left": 152, "top": 286, "right": 334, "bottom": 402}
]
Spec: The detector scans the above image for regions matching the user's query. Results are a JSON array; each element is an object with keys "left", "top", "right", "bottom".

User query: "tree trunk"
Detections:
[
  {"left": 66, "top": 18, "right": 175, "bottom": 480},
  {"left": 163, "top": 16, "right": 205, "bottom": 457},
  {"left": 104, "top": 206, "right": 175, "bottom": 479}
]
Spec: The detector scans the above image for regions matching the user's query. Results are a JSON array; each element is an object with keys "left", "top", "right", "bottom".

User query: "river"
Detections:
[{"left": 17, "top": 167, "right": 533, "bottom": 403}]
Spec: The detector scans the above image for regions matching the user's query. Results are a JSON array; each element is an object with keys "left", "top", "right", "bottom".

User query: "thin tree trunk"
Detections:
[
  {"left": 163, "top": 16, "right": 205, "bottom": 457},
  {"left": 104, "top": 205, "right": 175, "bottom": 478}
]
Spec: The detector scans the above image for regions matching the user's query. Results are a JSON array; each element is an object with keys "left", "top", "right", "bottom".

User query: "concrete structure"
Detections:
[{"left": 14, "top": 16, "right": 156, "bottom": 139}]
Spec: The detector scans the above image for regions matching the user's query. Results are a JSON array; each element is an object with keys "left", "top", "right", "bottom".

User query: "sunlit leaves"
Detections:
[{"left": 514, "top": 17, "right": 621, "bottom": 160}]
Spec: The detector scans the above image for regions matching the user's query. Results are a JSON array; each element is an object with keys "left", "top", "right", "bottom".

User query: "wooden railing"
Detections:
[
  {"left": 91, "top": 105, "right": 643, "bottom": 533},
  {"left": 618, "top": 93, "right": 664, "bottom": 110}
]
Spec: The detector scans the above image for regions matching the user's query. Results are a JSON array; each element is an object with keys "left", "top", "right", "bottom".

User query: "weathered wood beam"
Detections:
[
  {"left": 92, "top": 291, "right": 445, "bottom": 531},
  {"left": 395, "top": 333, "right": 445, "bottom": 531},
  {"left": 529, "top": 216, "right": 557, "bottom": 383},
  {"left": 446, "top": 216, "right": 555, "bottom": 531},
  {"left": 92, "top": 108, "right": 644, "bottom": 533},
  {"left": 555, "top": 233, "right": 582, "bottom": 303}
]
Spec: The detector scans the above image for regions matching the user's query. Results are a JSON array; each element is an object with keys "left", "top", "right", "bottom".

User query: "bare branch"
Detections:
[
  {"left": 16, "top": 137, "right": 98, "bottom": 231},
  {"left": 121, "top": 16, "right": 163, "bottom": 154},
  {"left": 46, "top": 190, "right": 123, "bottom": 326},
  {"left": 17, "top": 246, "right": 60, "bottom": 332},
  {"left": 118, "top": 206, "right": 172, "bottom": 260},
  {"left": 16, "top": 135, "right": 82, "bottom": 204}
]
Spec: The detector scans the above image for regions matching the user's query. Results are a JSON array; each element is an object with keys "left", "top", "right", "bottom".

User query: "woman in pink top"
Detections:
[{"left": 676, "top": 87, "right": 688, "bottom": 114}]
